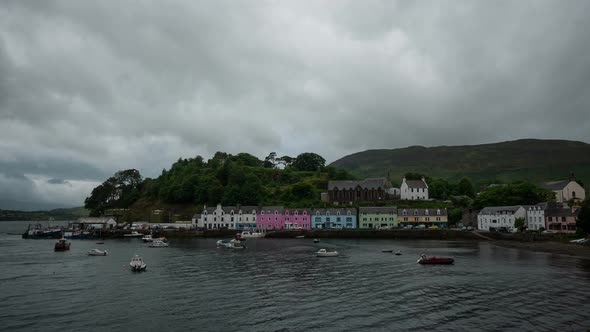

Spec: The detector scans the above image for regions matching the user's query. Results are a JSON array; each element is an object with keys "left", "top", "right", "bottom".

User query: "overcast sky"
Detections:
[{"left": 1, "top": 0, "right": 590, "bottom": 210}]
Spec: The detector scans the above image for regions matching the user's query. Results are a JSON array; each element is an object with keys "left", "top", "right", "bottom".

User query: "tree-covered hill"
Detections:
[
  {"left": 329, "top": 139, "right": 590, "bottom": 187},
  {"left": 0, "top": 206, "right": 89, "bottom": 221},
  {"left": 84, "top": 152, "right": 355, "bottom": 221}
]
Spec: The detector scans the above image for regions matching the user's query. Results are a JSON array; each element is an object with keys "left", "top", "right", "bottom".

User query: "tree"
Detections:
[
  {"left": 292, "top": 152, "right": 326, "bottom": 172},
  {"left": 84, "top": 169, "right": 143, "bottom": 216},
  {"left": 515, "top": 217, "right": 526, "bottom": 232},
  {"left": 264, "top": 152, "right": 277, "bottom": 168},
  {"left": 457, "top": 178, "right": 476, "bottom": 198},
  {"left": 472, "top": 182, "right": 552, "bottom": 209},
  {"left": 276, "top": 155, "right": 294, "bottom": 167},
  {"left": 576, "top": 199, "right": 590, "bottom": 235}
]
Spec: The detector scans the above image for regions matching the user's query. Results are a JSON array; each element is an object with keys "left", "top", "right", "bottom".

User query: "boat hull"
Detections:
[{"left": 418, "top": 258, "right": 454, "bottom": 265}]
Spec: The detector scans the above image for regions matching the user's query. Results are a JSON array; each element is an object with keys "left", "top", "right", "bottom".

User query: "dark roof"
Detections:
[
  {"left": 312, "top": 208, "right": 357, "bottom": 215},
  {"left": 328, "top": 178, "right": 391, "bottom": 190},
  {"left": 259, "top": 206, "right": 285, "bottom": 213},
  {"left": 542, "top": 180, "right": 571, "bottom": 190},
  {"left": 405, "top": 179, "right": 428, "bottom": 189},
  {"left": 545, "top": 208, "right": 579, "bottom": 217},
  {"left": 479, "top": 206, "right": 524, "bottom": 215},
  {"left": 359, "top": 207, "right": 397, "bottom": 214},
  {"left": 398, "top": 208, "right": 447, "bottom": 216}
]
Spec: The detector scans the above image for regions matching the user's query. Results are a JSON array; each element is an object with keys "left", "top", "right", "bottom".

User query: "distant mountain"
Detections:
[
  {"left": 0, "top": 206, "right": 89, "bottom": 221},
  {"left": 329, "top": 139, "right": 590, "bottom": 186}
]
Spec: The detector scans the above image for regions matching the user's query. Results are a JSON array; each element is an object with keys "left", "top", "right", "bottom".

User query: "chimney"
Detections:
[{"left": 569, "top": 172, "right": 575, "bottom": 181}]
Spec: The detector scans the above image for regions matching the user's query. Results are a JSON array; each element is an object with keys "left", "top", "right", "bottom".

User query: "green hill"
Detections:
[
  {"left": 329, "top": 139, "right": 590, "bottom": 186},
  {"left": 0, "top": 206, "right": 89, "bottom": 221}
]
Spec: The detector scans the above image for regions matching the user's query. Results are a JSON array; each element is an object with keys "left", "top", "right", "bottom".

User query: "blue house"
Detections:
[{"left": 310, "top": 208, "right": 357, "bottom": 229}]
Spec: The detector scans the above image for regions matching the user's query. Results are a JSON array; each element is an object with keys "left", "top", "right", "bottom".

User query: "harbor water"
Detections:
[{"left": 0, "top": 221, "right": 589, "bottom": 331}]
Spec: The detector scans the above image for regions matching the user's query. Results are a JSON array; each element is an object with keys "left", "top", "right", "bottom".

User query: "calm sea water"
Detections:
[{"left": 1, "top": 221, "right": 589, "bottom": 332}]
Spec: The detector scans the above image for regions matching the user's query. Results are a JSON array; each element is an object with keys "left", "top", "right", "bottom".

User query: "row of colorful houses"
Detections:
[
  {"left": 477, "top": 202, "right": 579, "bottom": 233},
  {"left": 192, "top": 204, "right": 448, "bottom": 231}
]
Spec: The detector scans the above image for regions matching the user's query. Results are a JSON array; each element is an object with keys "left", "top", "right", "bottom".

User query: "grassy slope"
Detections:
[{"left": 329, "top": 139, "right": 590, "bottom": 185}]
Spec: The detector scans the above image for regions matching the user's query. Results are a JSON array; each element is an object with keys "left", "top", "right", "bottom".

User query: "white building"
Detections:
[
  {"left": 477, "top": 206, "right": 527, "bottom": 232},
  {"left": 527, "top": 203, "right": 547, "bottom": 231},
  {"left": 400, "top": 177, "right": 429, "bottom": 200},
  {"left": 542, "top": 178, "right": 586, "bottom": 203},
  {"left": 195, "top": 204, "right": 258, "bottom": 230}
]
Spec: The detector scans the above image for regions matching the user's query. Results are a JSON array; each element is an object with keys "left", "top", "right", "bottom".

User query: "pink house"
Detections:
[
  {"left": 545, "top": 207, "right": 579, "bottom": 233},
  {"left": 256, "top": 206, "right": 285, "bottom": 231},
  {"left": 283, "top": 208, "right": 311, "bottom": 230}
]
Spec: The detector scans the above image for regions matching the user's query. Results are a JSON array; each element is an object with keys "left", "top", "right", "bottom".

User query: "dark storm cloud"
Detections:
[{"left": 1, "top": 0, "right": 589, "bottom": 209}]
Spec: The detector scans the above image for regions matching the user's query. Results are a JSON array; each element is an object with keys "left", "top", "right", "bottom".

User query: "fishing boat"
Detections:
[
  {"left": 88, "top": 249, "right": 108, "bottom": 256},
  {"left": 316, "top": 249, "right": 338, "bottom": 257},
  {"left": 149, "top": 240, "right": 169, "bottom": 247},
  {"left": 54, "top": 238, "right": 71, "bottom": 251},
  {"left": 417, "top": 254, "right": 454, "bottom": 265},
  {"left": 22, "top": 224, "right": 63, "bottom": 239},
  {"left": 129, "top": 255, "right": 147, "bottom": 272}
]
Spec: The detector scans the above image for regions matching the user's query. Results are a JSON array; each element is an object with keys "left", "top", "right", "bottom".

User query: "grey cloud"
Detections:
[{"left": 1, "top": 0, "right": 590, "bottom": 209}]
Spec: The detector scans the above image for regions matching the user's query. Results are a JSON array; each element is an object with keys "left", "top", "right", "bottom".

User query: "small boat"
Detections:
[
  {"left": 395, "top": 251, "right": 402, "bottom": 256},
  {"left": 54, "top": 238, "right": 71, "bottom": 251},
  {"left": 129, "top": 255, "right": 147, "bottom": 272},
  {"left": 295, "top": 235, "right": 305, "bottom": 239},
  {"left": 141, "top": 234, "right": 153, "bottom": 242},
  {"left": 149, "top": 240, "right": 169, "bottom": 247},
  {"left": 88, "top": 249, "right": 108, "bottom": 256},
  {"left": 157, "top": 237, "right": 168, "bottom": 243},
  {"left": 316, "top": 248, "right": 339, "bottom": 257},
  {"left": 417, "top": 254, "right": 454, "bottom": 265},
  {"left": 382, "top": 249, "right": 393, "bottom": 253},
  {"left": 96, "top": 242, "right": 105, "bottom": 244},
  {"left": 216, "top": 239, "right": 246, "bottom": 249},
  {"left": 239, "top": 231, "right": 265, "bottom": 238},
  {"left": 124, "top": 231, "right": 143, "bottom": 238},
  {"left": 313, "top": 238, "right": 320, "bottom": 243}
]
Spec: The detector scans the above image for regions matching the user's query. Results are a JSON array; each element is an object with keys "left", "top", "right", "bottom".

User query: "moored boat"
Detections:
[
  {"left": 316, "top": 248, "right": 338, "bottom": 257},
  {"left": 149, "top": 240, "right": 169, "bottom": 247},
  {"left": 88, "top": 249, "right": 108, "bottom": 256},
  {"left": 124, "top": 231, "right": 143, "bottom": 238},
  {"left": 295, "top": 235, "right": 305, "bottom": 239},
  {"left": 216, "top": 239, "right": 246, "bottom": 249},
  {"left": 239, "top": 231, "right": 265, "bottom": 238},
  {"left": 129, "top": 255, "right": 147, "bottom": 272},
  {"left": 54, "top": 238, "right": 71, "bottom": 251},
  {"left": 22, "top": 224, "right": 63, "bottom": 239},
  {"left": 417, "top": 254, "right": 454, "bottom": 265},
  {"left": 141, "top": 234, "right": 153, "bottom": 242},
  {"left": 313, "top": 238, "right": 320, "bottom": 243}
]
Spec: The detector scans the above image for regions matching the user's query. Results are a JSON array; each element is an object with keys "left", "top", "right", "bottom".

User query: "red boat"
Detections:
[
  {"left": 417, "top": 254, "right": 454, "bottom": 265},
  {"left": 54, "top": 238, "right": 71, "bottom": 251}
]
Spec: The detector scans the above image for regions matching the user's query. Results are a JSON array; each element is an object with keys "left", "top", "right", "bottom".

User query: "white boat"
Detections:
[
  {"left": 124, "top": 231, "right": 143, "bottom": 238},
  {"left": 149, "top": 240, "right": 169, "bottom": 247},
  {"left": 316, "top": 248, "right": 339, "bottom": 257},
  {"left": 141, "top": 234, "right": 153, "bottom": 242},
  {"left": 295, "top": 235, "right": 305, "bottom": 239},
  {"left": 129, "top": 255, "right": 147, "bottom": 272},
  {"left": 313, "top": 238, "right": 320, "bottom": 243},
  {"left": 216, "top": 239, "right": 246, "bottom": 249},
  {"left": 88, "top": 249, "right": 108, "bottom": 256},
  {"left": 239, "top": 231, "right": 265, "bottom": 238}
]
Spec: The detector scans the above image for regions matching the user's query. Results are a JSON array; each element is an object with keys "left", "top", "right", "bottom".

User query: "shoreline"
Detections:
[{"left": 489, "top": 240, "right": 590, "bottom": 259}]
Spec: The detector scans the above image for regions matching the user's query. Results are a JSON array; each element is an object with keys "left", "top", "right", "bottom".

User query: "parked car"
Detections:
[
  {"left": 415, "top": 224, "right": 426, "bottom": 229},
  {"left": 428, "top": 225, "right": 439, "bottom": 230},
  {"left": 542, "top": 230, "right": 557, "bottom": 234},
  {"left": 467, "top": 226, "right": 473, "bottom": 231},
  {"left": 403, "top": 225, "right": 414, "bottom": 229}
]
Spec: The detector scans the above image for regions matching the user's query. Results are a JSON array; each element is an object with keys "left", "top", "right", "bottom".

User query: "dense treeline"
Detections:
[
  {"left": 85, "top": 152, "right": 354, "bottom": 217},
  {"left": 84, "top": 152, "right": 556, "bottom": 223}
]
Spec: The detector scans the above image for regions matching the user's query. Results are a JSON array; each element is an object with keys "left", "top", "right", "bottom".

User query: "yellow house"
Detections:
[{"left": 397, "top": 208, "right": 448, "bottom": 228}]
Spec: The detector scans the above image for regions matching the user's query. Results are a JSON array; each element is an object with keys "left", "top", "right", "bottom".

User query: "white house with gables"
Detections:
[
  {"left": 477, "top": 206, "right": 527, "bottom": 232},
  {"left": 400, "top": 177, "right": 429, "bottom": 200},
  {"left": 527, "top": 203, "right": 547, "bottom": 231},
  {"left": 542, "top": 178, "right": 585, "bottom": 203}
]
